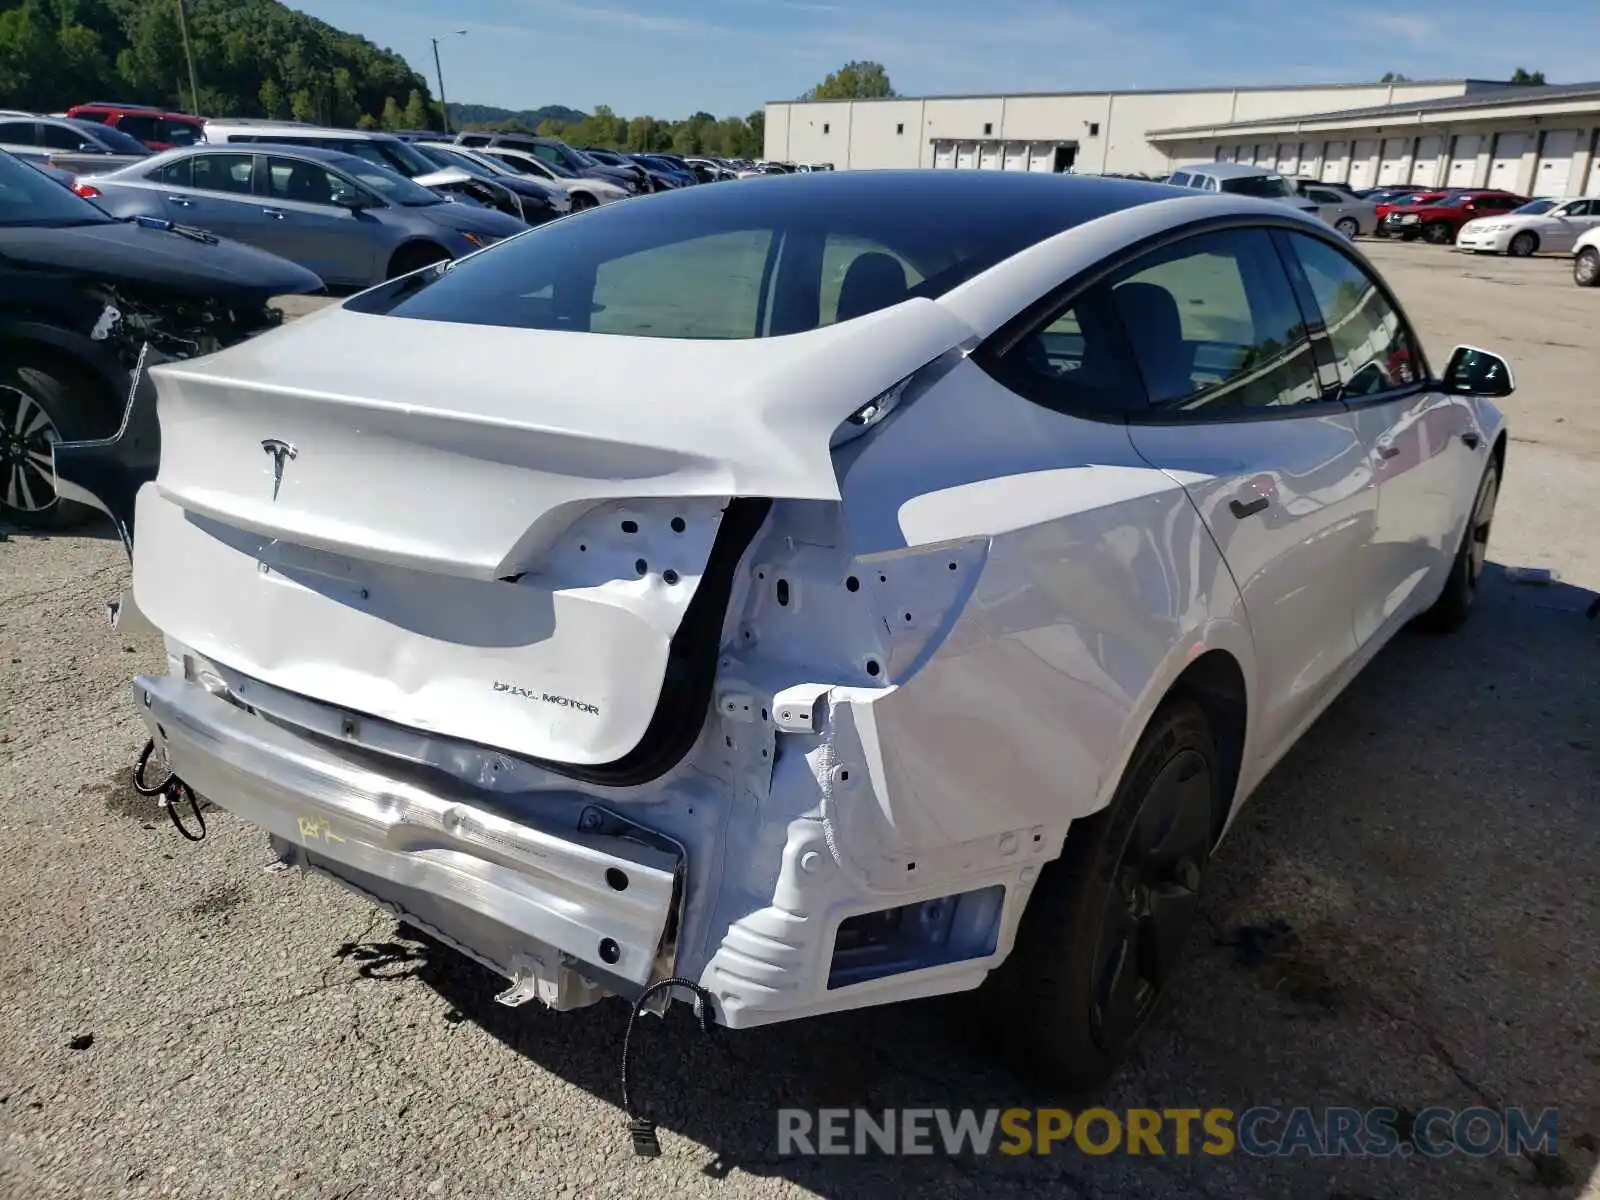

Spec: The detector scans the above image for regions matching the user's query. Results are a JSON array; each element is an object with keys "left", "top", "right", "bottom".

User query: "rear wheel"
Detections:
[
  {"left": 1574, "top": 246, "right": 1600, "bottom": 287},
  {"left": 1334, "top": 216, "right": 1360, "bottom": 239},
  {"left": 571, "top": 192, "right": 597, "bottom": 211},
  {"left": 1507, "top": 231, "right": 1538, "bottom": 258},
  {"left": 387, "top": 242, "right": 451, "bottom": 280},
  {"left": 0, "top": 355, "right": 109, "bottom": 531},
  {"left": 1415, "top": 458, "right": 1499, "bottom": 633},
  {"left": 986, "top": 699, "right": 1218, "bottom": 1090},
  {"left": 1422, "top": 221, "right": 1452, "bottom": 244}
]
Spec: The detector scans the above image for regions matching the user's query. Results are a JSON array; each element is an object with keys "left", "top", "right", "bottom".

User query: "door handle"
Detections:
[
  {"left": 1461, "top": 431, "right": 1481, "bottom": 449},
  {"left": 164, "top": 195, "right": 194, "bottom": 206},
  {"left": 1377, "top": 444, "right": 1402, "bottom": 460},
  {"left": 261, "top": 207, "right": 286, "bottom": 219},
  {"left": 1229, "top": 496, "right": 1270, "bottom": 520}
]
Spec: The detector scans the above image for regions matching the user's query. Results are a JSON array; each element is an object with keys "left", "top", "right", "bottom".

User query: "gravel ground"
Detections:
[{"left": 1, "top": 241, "right": 1596, "bottom": 1200}]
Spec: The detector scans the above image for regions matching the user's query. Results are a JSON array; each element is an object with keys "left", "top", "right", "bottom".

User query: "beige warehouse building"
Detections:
[{"left": 765, "top": 78, "right": 1600, "bottom": 196}]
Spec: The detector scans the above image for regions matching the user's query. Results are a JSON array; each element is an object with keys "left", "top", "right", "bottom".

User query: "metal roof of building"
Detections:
[
  {"left": 769, "top": 78, "right": 1508, "bottom": 107},
  {"left": 1148, "top": 81, "right": 1600, "bottom": 138}
]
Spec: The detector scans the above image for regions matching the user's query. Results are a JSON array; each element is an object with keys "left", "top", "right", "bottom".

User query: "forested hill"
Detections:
[
  {"left": 448, "top": 102, "right": 586, "bottom": 130},
  {"left": 0, "top": 0, "right": 443, "bottom": 128}
]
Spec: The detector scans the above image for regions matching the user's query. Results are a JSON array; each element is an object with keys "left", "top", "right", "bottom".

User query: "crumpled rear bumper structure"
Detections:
[{"left": 135, "top": 672, "right": 686, "bottom": 1009}]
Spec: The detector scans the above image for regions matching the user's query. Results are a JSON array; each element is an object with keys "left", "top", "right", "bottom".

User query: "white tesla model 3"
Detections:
[{"left": 59, "top": 170, "right": 1511, "bottom": 1091}]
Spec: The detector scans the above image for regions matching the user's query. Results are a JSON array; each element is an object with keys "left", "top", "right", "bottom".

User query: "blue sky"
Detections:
[{"left": 292, "top": 0, "right": 1599, "bottom": 119}]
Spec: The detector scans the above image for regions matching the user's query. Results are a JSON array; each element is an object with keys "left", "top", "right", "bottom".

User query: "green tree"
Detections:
[
  {"left": 1379, "top": 71, "right": 1411, "bottom": 83},
  {"left": 400, "top": 88, "right": 430, "bottom": 129},
  {"left": 355, "top": 112, "right": 377, "bottom": 129},
  {"left": 380, "top": 95, "right": 403, "bottom": 130},
  {"left": 1509, "top": 67, "right": 1546, "bottom": 85},
  {"left": 258, "top": 76, "right": 287, "bottom": 118},
  {"left": 803, "top": 60, "right": 894, "bottom": 100}
]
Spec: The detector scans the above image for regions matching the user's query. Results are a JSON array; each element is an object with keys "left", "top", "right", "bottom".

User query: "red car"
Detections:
[
  {"left": 1372, "top": 189, "right": 1446, "bottom": 232},
  {"left": 65, "top": 102, "right": 205, "bottom": 151},
  {"left": 1380, "top": 189, "right": 1528, "bottom": 244}
]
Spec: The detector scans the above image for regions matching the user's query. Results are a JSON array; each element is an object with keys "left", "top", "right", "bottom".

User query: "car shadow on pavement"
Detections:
[{"left": 340, "top": 563, "right": 1599, "bottom": 1200}]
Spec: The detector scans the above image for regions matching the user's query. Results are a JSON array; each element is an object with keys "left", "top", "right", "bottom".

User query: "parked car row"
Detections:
[{"left": 1166, "top": 163, "right": 1600, "bottom": 286}]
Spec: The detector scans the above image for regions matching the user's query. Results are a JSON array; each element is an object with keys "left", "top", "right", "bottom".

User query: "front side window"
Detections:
[
  {"left": 1511, "top": 198, "right": 1557, "bottom": 215},
  {"left": 0, "top": 121, "right": 38, "bottom": 145},
  {"left": 1285, "top": 232, "right": 1419, "bottom": 399},
  {"left": 39, "top": 123, "right": 90, "bottom": 151},
  {"left": 1111, "top": 228, "right": 1321, "bottom": 413},
  {"left": 266, "top": 156, "right": 359, "bottom": 206},
  {"left": 191, "top": 153, "right": 257, "bottom": 196},
  {"left": 1169, "top": 172, "right": 1191, "bottom": 187}
]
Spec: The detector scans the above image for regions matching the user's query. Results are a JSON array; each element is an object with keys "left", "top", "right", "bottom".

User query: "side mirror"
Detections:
[{"left": 1441, "top": 345, "right": 1514, "bottom": 398}]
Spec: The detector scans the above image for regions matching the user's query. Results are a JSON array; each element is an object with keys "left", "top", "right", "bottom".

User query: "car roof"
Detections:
[
  {"left": 149, "top": 142, "right": 378, "bottom": 168},
  {"left": 206, "top": 123, "right": 402, "bottom": 142},
  {"left": 1174, "top": 162, "right": 1282, "bottom": 178}
]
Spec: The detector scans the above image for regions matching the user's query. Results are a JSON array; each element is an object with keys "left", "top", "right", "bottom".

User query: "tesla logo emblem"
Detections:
[{"left": 261, "top": 439, "right": 297, "bottom": 501}]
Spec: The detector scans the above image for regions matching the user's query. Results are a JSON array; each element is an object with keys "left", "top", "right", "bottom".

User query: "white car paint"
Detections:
[
  {"left": 1573, "top": 225, "right": 1600, "bottom": 286},
  {"left": 92, "top": 186, "right": 1506, "bottom": 1041},
  {"left": 1457, "top": 196, "right": 1600, "bottom": 255},
  {"left": 474, "top": 146, "right": 629, "bottom": 206}
]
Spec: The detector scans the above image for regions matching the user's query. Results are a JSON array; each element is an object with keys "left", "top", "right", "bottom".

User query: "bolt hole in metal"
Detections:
[
  {"left": 621, "top": 519, "right": 639, "bottom": 534},
  {"left": 605, "top": 868, "right": 630, "bottom": 892},
  {"left": 599, "top": 938, "right": 621, "bottom": 964},
  {"left": 670, "top": 516, "right": 686, "bottom": 533},
  {"left": 635, "top": 558, "right": 648, "bottom": 575},
  {"left": 579, "top": 543, "right": 588, "bottom": 552},
  {"left": 902, "top": 611, "right": 913, "bottom": 623},
  {"left": 878, "top": 574, "right": 888, "bottom": 583},
  {"left": 776, "top": 579, "right": 790, "bottom": 607},
  {"left": 948, "top": 561, "right": 958, "bottom": 571},
  {"left": 760, "top": 707, "right": 768, "bottom": 721},
  {"left": 662, "top": 569, "right": 680, "bottom": 585},
  {"left": 845, "top": 575, "right": 860, "bottom": 592},
  {"left": 839, "top": 769, "right": 850, "bottom": 782},
  {"left": 865, "top": 659, "right": 881, "bottom": 677}
]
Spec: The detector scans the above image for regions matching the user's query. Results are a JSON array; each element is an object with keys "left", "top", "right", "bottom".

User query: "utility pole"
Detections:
[
  {"left": 431, "top": 30, "right": 467, "bottom": 134},
  {"left": 175, "top": 0, "right": 201, "bottom": 114}
]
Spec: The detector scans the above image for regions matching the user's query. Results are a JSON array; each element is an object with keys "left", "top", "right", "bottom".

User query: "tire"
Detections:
[
  {"left": 1507, "top": 231, "right": 1538, "bottom": 258},
  {"left": 0, "top": 354, "right": 111, "bottom": 531},
  {"left": 985, "top": 698, "right": 1219, "bottom": 1091},
  {"left": 1422, "top": 221, "right": 1452, "bottom": 245},
  {"left": 1574, "top": 246, "right": 1600, "bottom": 287},
  {"left": 1400, "top": 230, "right": 1418, "bottom": 242},
  {"left": 1414, "top": 458, "right": 1499, "bottom": 634},
  {"left": 386, "top": 242, "right": 451, "bottom": 280},
  {"left": 1334, "top": 217, "right": 1360, "bottom": 239},
  {"left": 571, "top": 192, "right": 597, "bottom": 211}
]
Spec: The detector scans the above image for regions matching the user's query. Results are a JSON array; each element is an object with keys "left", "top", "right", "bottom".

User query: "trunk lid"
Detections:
[{"left": 131, "top": 298, "right": 972, "bottom": 771}]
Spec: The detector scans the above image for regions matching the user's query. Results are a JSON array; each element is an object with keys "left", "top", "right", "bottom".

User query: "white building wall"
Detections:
[{"left": 844, "top": 99, "right": 926, "bottom": 168}]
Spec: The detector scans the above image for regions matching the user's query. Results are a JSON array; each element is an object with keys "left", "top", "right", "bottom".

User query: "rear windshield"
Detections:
[
  {"left": 73, "top": 120, "right": 148, "bottom": 155},
  {"left": 348, "top": 175, "right": 1104, "bottom": 339}
]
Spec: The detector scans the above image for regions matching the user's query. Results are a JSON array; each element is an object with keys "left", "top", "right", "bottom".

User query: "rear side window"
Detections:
[
  {"left": 116, "top": 114, "right": 161, "bottom": 142},
  {"left": 352, "top": 179, "right": 1110, "bottom": 338},
  {"left": 39, "top": 124, "right": 88, "bottom": 151},
  {"left": 151, "top": 158, "right": 192, "bottom": 187},
  {"left": 1111, "top": 228, "right": 1321, "bottom": 413},
  {"left": 0, "top": 121, "right": 37, "bottom": 145},
  {"left": 191, "top": 153, "right": 257, "bottom": 195},
  {"left": 1283, "top": 232, "right": 1419, "bottom": 397},
  {"left": 163, "top": 121, "right": 201, "bottom": 147},
  {"left": 1169, "top": 172, "right": 1191, "bottom": 187}
]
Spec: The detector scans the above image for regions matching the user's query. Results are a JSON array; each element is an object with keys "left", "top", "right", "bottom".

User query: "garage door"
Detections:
[
  {"left": 1321, "top": 140, "right": 1350, "bottom": 182},
  {"left": 1028, "top": 143, "right": 1056, "bottom": 172},
  {"left": 1588, "top": 132, "right": 1600, "bottom": 196},
  {"left": 1533, "top": 129, "right": 1580, "bottom": 195},
  {"left": 1447, "top": 134, "right": 1482, "bottom": 186},
  {"left": 1217, "top": 146, "right": 1236, "bottom": 162},
  {"left": 1348, "top": 139, "right": 1379, "bottom": 188},
  {"left": 933, "top": 140, "right": 955, "bottom": 169},
  {"left": 1488, "top": 132, "right": 1529, "bottom": 190},
  {"left": 1410, "top": 136, "right": 1443, "bottom": 186},
  {"left": 1376, "top": 137, "right": 1410, "bottom": 185},
  {"left": 1276, "top": 142, "right": 1300, "bottom": 175},
  {"left": 1003, "top": 142, "right": 1029, "bottom": 171},
  {"left": 979, "top": 142, "right": 1003, "bottom": 170}
]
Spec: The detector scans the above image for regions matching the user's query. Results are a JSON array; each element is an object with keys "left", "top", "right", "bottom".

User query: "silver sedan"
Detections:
[
  {"left": 1302, "top": 183, "right": 1381, "bottom": 238},
  {"left": 76, "top": 144, "right": 529, "bottom": 289}
]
